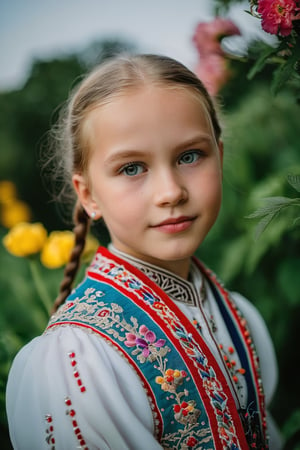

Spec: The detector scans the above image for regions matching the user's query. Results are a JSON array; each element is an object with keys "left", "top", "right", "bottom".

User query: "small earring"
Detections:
[{"left": 90, "top": 211, "right": 96, "bottom": 219}]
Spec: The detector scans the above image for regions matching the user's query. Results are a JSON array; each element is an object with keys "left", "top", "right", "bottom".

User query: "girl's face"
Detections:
[{"left": 73, "top": 85, "right": 223, "bottom": 278}]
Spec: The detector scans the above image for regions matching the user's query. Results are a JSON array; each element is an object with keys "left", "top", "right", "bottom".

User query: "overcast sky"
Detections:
[{"left": 0, "top": 0, "right": 267, "bottom": 92}]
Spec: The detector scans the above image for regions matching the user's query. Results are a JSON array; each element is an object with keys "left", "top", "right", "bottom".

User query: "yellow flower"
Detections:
[
  {"left": 1, "top": 200, "right": 31, "bottom": 228},
  {"left": 0, "top": 181, "right": 17, "bottom": 204},
  {"left": 155, "top": 376, "right": 164, "bottom": 384},
  {"left": 3, "top": 222, "right": 48, "bottom": 257},
  {"left": 41, "top": 231, "right": 75, "bottom": 269}
]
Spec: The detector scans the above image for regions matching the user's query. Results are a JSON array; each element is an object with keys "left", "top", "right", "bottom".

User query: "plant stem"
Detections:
[{"left": 28, "top": 258, "right": 53, "bottom": 316}]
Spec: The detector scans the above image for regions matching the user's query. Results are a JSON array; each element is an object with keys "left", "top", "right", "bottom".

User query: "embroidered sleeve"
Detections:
[{"left": 6, "top": 326, "right": 163, "bottom": 450}]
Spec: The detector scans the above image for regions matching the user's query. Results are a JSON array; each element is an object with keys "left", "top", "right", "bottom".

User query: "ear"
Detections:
[{"left": 72, "top": 174, "right": 101, "bottom": 220}]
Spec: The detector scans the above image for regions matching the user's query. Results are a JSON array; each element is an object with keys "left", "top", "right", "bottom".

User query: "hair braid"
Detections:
[{"left": 51, "top": 203, "right": 90, "bottom": 313}]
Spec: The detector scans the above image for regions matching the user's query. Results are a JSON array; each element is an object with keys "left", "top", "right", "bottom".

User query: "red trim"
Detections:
[
  {"left": 195, "top": 258, "right": 267, "bottom": 441},
  {"left": 47, "top": 320, "right": 163, "bottom": 440},
  {"left": 90, "top": 247, "right": 249, "bottom": 449}
]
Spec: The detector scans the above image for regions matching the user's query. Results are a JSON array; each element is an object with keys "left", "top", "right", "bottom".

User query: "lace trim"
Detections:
[{"left": 108, "top": 245, "right": 202, "bottom": 306}]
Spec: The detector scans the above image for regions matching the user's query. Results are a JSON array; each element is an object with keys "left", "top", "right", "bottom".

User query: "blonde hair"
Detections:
[{"left": 50, "top": 53, "right": 222, "bottom": 312}]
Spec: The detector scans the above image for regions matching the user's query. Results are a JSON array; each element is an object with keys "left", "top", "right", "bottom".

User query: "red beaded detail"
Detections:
[
  {"left": 65, "top": 397, "right": 88, "bottom": 449},
  {"left": 192, "top": 317, "right": 246, "bottom": 387},
  {"left": 45, "top": 414, "right": 55, "bottom": 449},
  {"left": 68, "top": 351, "right": 87, "bottom": 393},
  {"left": 219, "top": 343, "right": 246, "bottom": 385}
]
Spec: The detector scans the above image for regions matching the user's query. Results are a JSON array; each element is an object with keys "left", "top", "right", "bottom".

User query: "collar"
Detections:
[{"left": 108, "top": 244, "right": 205, "bottom": 307}]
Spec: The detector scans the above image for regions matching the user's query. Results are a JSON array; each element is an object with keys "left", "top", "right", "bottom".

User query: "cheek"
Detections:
[
  {"left": 99, "top": 186, "right": 145, "bottom": 226},
  {"left": 194, "top": 167, "right": 222, "bottom": 199},
  {"left": 196, "top": 176, "right": 222, "bottom": 218}
]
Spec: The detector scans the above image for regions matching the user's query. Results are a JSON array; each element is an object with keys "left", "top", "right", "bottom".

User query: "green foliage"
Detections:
[
  {"left": 0, "top": 56, "right": 84, "bottom": 231},
  {"left": 247, "top": 185, "right": 300, "bottom": 240},
  {"left": 213, "top": 0, "right": 244, "bottom": 14},
  {"left": 197, "top": 69, "right": 300, "bottom": 438},
  {"left": 247, "top": 38, "right": 300, "bottom": 98},
  {"left": 0, "top": 38, "right": 135, "bottom": 231},
  {"left": 0, "top": 230, "right": 49, "bottom": 442}
]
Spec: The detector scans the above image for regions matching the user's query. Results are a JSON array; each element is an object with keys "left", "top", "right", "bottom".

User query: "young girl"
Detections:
[{"left": 6, "top": 54, "right": 282, "bottom": 450}]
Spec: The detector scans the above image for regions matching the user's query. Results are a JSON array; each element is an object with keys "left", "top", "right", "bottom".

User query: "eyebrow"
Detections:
[
  {"left": 104, "top": 150, "right": 149, "bottom": 166},
  {"left": 176, "top": 134, "right": 214, "bottom": 149},
  {"left": 104, "top": 134, "right": 214, "bottom": 166}
]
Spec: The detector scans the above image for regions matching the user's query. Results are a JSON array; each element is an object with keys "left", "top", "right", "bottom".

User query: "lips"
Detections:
[{"left": 151, "top": 216, "right": 196, "bottom": 233}]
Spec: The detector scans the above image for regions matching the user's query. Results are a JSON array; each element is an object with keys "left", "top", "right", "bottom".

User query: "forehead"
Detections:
[
  {"left": 85, "top": 85, "right": 212, "bottom": 136},
  {"left": 81, "top": 85, "right": 217, "bottom": 173}
]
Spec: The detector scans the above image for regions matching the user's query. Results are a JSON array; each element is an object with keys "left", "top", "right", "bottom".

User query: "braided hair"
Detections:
[{"left": 52, "top": 202, "right": 90, "bottom": 312}]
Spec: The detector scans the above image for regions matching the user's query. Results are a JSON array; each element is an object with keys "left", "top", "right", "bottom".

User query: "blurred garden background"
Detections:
[{"left": 1, "top": 0, "right": 300, "bottom": 448}]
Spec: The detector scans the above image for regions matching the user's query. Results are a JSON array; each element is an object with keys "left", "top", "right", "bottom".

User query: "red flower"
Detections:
[
  {"left": 257, "top": 0, "right": 299, "bottom": 36},
  {"left": 173, "top": 404, "right": 181, "bottom": 413},
  {"left": 187, "top": 436, "right": 198, "bottom": 447},
  {"left": 98, "top": 308, "right": 110, "bottom": 317}
]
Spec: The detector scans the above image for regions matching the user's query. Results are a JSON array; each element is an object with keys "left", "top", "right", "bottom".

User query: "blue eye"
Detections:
[
  {"left": 121, "top": 163, "right": 144, "bottom": 177},
  {"left": 178, "top": 150, "right": 201, "bottom": 165}
]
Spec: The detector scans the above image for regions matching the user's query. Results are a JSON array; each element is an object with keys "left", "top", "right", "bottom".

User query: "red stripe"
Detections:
[
  {"left": 90, "top": 247, "right": 249, "bottom": 448},
  {"left": 196, "top": 258, "right": 267, "bottom": 442}
]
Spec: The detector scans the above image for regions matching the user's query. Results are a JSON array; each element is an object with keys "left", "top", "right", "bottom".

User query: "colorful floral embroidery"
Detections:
[
  {"left": 124, "top": 324, "right": 166, "bottom": 361},
  {"left": 197, "top": 261, "right": 268, "bottom": 449},
  {"left": 48, "top": 286, "right": 215, "bottom": 448},
  {"left": 47, "top": 249, "right": 268, "bottom": 449}
]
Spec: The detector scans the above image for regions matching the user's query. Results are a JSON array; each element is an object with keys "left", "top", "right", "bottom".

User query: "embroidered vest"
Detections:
[{"left": 47, "top": 247, "right": 268, "bottom": 449}]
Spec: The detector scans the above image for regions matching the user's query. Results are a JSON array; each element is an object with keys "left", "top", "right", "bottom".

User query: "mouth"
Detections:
[{"left": 151, "top": 216, "right": 197, "bottom": 233}]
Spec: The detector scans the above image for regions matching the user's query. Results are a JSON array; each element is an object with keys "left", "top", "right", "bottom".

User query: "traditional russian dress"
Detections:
[{"left": 6, "top": 246, "right": 282, "bottom": 449}]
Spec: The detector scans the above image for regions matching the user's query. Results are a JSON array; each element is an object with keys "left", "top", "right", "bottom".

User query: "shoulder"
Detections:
[
  {"left": 230, "top": 291, "right": 278, "bottom": 404},
  {"left": 7, "top": 325, "right": 139, "bottom": 386},
  {"left": 6, "top": 326, "right": 156, "bottom": 449}
]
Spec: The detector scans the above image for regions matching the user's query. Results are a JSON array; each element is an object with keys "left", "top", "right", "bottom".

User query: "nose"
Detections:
[{"left": 153, "top": 170, "right": 188, "bottom": 207}]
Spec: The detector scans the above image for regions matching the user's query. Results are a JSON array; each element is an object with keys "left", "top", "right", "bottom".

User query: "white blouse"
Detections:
[{"left": 6, "top": 250, "right": 283, "bottom": 449}]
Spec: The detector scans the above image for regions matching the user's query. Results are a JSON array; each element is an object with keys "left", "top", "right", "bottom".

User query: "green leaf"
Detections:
[
  {"left": 253, "top": 211, "right": 278, "bottom": 241},
  {"left": 287, "top": 173, "right": 300, "bottom": 193},
  {"left": 246, "top": 196, "right": 296, "bottom": 218},
  {"left": 271, "top": 43, "right": 300, "bottom": 94},
  {"left": 247, "top": 45, "right": 279, "bottom": 80},
  {"left": 246, "top": 213, "right": 292, "bottom": 272},
  {"left": 247, "top": 196, "right": 300, "bottom": 239},
  {"left": 271, "top": 60, "right": 295, "bottom": 95}
]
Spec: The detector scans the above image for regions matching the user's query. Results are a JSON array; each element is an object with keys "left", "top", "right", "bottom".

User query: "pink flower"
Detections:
[
  {"left": 124, "top": 333, "right": 137, "bottom": 347},
  {"left": 193, "top": 18, "right": 241, "bottom": 58},
  {"left": 192, "top": 17, "right": 240, "bottom": 95},
  {"left": 257, "top": 0, "right": 299, "bottom": 36},
  {"left": 194, "top": 54, "right": 231, "bottom": 97},
  {"left": 124, "top": 326, "right": 166, "bottom": 357}
]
